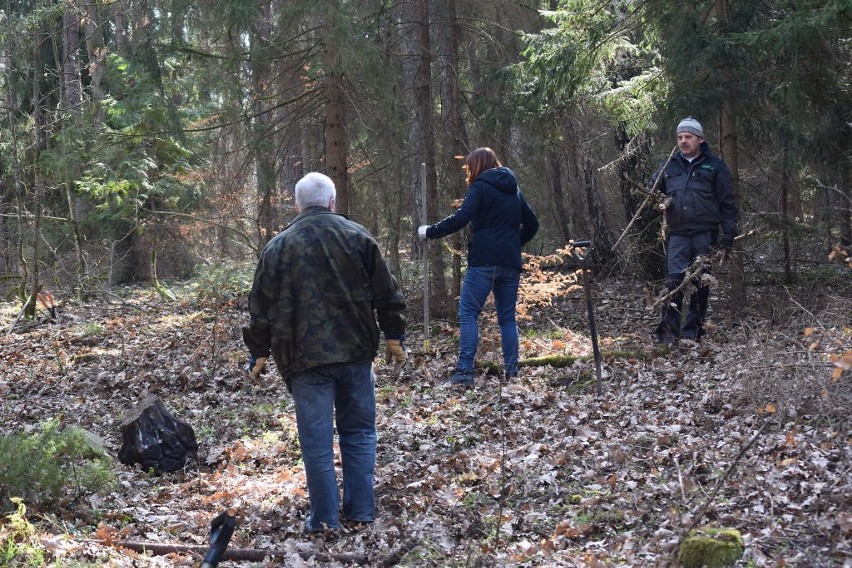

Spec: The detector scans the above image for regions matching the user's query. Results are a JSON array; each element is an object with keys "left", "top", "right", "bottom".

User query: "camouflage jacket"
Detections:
[{"left": 242, "top": 207, "right": 406, "bottom": 379}]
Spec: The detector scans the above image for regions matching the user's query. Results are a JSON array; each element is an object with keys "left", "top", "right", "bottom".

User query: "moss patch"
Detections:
[{"left": 678, "top": 526, "right": 744, "bottom": 568}]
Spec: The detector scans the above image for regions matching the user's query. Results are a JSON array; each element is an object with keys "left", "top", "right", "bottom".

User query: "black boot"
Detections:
[
  {"left": 655, "top": 277, "right": 683, "bottom": 345},
  {"left": 683, "top": 284, "right": 710, "bottom": 340}
]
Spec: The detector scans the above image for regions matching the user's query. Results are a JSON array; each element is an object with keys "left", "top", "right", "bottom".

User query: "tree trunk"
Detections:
[
  {"left": 1, "top": 23, "right": 22, "bottom": 276},
  {"left": 27, "top": 30, "right": 47, "bottom": 315},
  {"left": 563, "top": 117, "right": 587, "bottom": 240},
  {"left": 61, "top": 1, "right": 87, "bottom": 294},
  {"left": 841, "top": 163, "right": 852, "bottom": 246},
  {"left": 779, "top": 146, "right": 793, "bottom": 284},
  {"left": 397, "top": 0, "right": 447, "bottom": 316},
  {"left": 434, "top": 0, "right": 465, "bottom": 305},
  {"left": 548, "top": 148, "right": 571, "bottom": 245},
  {"left": 714, "top": 0, "right": 745, "bottom": 311},
  {"left": 323, "top": 8, "right": 349, "bottom": 216},
  {"left": 583, "top": 159, "right": 613, "bottom": 262},
  {"left": 252, "top": 2, "right": 277, "bottom": 246},
  {"left": 112, "top": 1, "right": 126, "bottom": 51},
  {"left": 83, "top": 0, "right": 107, "bottom": 123}
]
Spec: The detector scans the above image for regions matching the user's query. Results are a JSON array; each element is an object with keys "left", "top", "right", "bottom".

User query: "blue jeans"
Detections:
[
  {"left": 457, "top": 265, "right": 521, "bottom": 375},
  {"left": 290, "top": 361, "right": 376, "bottom": 531}
]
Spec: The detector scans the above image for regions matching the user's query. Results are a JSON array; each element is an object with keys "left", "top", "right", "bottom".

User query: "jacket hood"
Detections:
[{"left": 476, "top": 167, "right": 518, "bottom": 194}]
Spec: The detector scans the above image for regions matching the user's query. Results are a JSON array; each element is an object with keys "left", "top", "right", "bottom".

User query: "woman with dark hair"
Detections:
[{"left": 418, "top": 147, "right": 539, "bottom": 387}]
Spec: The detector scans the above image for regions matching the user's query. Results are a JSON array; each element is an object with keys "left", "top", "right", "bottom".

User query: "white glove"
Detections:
[{"left": 418, "top": 225, "right": 428, "bottom": 240}]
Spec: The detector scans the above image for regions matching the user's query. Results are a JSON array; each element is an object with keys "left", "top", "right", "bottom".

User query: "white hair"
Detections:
[{"left": 295, "top": 172, "right": 336, "bottom": 210}]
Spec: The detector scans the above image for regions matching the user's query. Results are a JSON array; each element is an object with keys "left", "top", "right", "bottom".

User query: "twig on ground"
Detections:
[
  {"left": 682, "top": 418, "right": 772, "bottom": 538},
  {"left": 673, "top": 455, "right": 687, "bottom": 504},
  {"left": 783, "top": 285, "right": 825, "bottom": 330}
]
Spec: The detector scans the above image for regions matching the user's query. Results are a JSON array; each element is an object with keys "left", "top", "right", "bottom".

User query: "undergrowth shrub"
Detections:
[
  {"left": 0, "top": 420, "right": 114, "bottom": 512},
  {"left": 0, "top": 498, "right": 44, "bottom": 566},
  {"left": 183, "top": 260, "right": 254, "bottom": 305}
]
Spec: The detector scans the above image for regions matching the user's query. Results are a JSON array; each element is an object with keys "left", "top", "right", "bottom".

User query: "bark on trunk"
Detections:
[
  {"left": 323, "top": 35, "right": 349, "bottom": 215},
  {"left": 715, "top": 0, "right": 746, "bottom": 312},
  {"left": 434, "top": 0, "right": 466, "bottom": 304},
  {"left": 62, "top": 2, "right": 87, "bottom": 293},
  {"left": 398, "top": 0, "right": 447, "bottom": 315},
  {"left": 252, "top": 2, "right": 277, "bottom": 247},
  {"left": 548, "top": 149, "right": 571, "bottom": 245}
]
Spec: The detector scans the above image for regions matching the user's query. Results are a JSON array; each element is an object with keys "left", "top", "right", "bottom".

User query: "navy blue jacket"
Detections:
[
  {"left": 651, "top": 142, "right": 738, "bottom": 240},
  {"left": 425, "top": 167, "right": 539, "bottom": 269}
]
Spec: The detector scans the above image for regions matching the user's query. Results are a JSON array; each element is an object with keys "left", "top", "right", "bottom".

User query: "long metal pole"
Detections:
[
  {"left": 421, "top": 162, "right": 430, "bottom": 352},
  {"left": 572, "top": 241, "right": 602, "bottom": 395}
]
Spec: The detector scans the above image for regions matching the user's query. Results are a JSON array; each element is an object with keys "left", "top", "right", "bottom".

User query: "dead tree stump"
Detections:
[{"left": 118, "top": 395, "right": 198, "bottom": 474}]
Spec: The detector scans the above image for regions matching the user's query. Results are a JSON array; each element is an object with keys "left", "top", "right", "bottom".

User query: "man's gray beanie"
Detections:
[{"left": 677, "top": 116, "right": 704, "bottom": 138}]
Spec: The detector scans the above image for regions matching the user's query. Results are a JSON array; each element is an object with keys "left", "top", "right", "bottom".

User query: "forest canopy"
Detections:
[{"left": 0, "top": 0, "right": 848, "bottom": 306}]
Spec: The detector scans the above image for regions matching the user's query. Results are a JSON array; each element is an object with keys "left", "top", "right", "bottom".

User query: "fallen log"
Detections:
[{"left": 98, "top": 540, "right": 370, "bottom": 565}]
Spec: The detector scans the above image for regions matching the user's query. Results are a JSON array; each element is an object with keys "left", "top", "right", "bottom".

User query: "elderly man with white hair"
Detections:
[{"left": 243, "top": 172, "right": 407, "bottom": 533}]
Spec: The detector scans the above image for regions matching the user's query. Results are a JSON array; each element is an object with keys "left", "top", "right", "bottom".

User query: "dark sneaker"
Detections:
[
  {"left": 682, "top": 328, "right": 702, "bottom": 341},
  {"left": 304, "top": 520, "right": 340, "bottom": 534},
  {"left": 654, "top": 330, "right": 676, "bottom": 348},
  {"left": 342, "top": 520, "right": 371, "bottom": 532},
  {"left": 448, "top": 369, "right": 474, "bottom": 387}
]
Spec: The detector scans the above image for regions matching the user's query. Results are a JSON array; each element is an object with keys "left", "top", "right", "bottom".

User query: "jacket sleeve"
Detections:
[
  {"left": 426, "top": 184, "right": 482, "bottom": 239},
  {"left": 649, "top": 162, "right": 668, "bottom": 194},
  {"left": 366, "top": 238, "right": 407, "bottom": 339},
  {"left": 714, "top": 162, "right": 739, "bottom": 239},
  {"left": 519, "top": 193, "right": 539, "bottom": 246},
  {"left": 242, "top": 255, "right": 273, "bottom": 358}
]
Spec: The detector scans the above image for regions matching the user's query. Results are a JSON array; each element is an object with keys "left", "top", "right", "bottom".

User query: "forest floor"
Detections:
[{"left": 0, "top": 257, "right": 850, "bottom": 567}]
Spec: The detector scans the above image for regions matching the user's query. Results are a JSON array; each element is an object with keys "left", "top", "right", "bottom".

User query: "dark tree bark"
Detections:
[
  {"left": 251, "top": 2, "right": 277, "bottom": 246},
  {"left": 548, "top": 148, "right": 571, "bottom": 245},
  {"left": 61, "top": 1, "right": 86, "bottom": 292},
  {"left": 25, "top": 25, "right": 47, "bottom": 315},
  {"left": 434, "top": 0, "right": 466, "bottom": 303},
  {"left": 715, "top": 0, "right": 746, "bottom": 311},
  {"left": 323, "top": 9, "right": 349, "bottom": 215},
  {"left": 83, "top": 1, "right": 107, "bottom": 123},
  {"left": 583, "top": 160, "right": 613, "bottom": 263},
  {"left": 398, "top": 0, "right": 447, "bottom": 315}
]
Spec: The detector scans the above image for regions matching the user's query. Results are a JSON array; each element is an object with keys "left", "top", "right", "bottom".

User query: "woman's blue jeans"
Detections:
[
  {"left": 290, "top": 361, "right": 376, "bottom": 532},
  {"left": 457, "top": 265, "right": 521, "bottom": 375}
]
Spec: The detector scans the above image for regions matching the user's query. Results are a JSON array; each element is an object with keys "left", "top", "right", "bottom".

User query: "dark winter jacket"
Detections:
[
  {"left": 651, "top": 142, "right": 739, "bottom": 242},
  {"left": 242, "top": 207, "right": 406, "bottom": 380},
  {"left": 425, "top": 167, "right": 539, "bottom": 269}
]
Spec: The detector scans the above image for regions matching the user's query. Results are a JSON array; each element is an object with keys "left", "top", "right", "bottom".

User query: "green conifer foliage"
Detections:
[{"left": 0, "top": 420, "right": 114, "bottom": 512}]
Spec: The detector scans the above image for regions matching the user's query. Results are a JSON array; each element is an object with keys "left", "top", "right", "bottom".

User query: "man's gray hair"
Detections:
[{"left": 295, "top": 172, "right": 336, "bottom": 210}]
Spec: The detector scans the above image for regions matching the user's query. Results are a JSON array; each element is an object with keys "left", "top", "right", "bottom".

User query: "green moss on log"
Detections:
[
  {"left": 678, "top": 527, "right": 744, "bottom": 568},
  {"left": 518, "top": 354, "right": 578, "bottom": 368}
]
